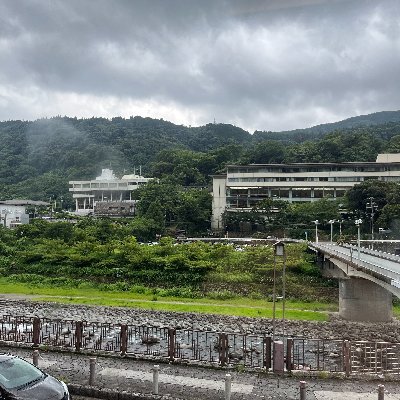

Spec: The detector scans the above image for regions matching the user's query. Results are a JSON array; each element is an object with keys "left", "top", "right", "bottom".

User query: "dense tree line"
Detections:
[{"left": 0, "top": 220, "right": 334, "bottom": 301}]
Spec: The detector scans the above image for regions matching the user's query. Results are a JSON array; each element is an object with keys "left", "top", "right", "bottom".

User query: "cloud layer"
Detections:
[{"left": 1, "top": 0, "right": 399, "bottom": 132}]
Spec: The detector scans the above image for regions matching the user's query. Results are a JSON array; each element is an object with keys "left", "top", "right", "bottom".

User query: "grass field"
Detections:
[
  {"left": 0, "top": 277, "right": 335, "bottom": 321},
  {"left": 2, "top": 276, "right": 399, "bottom": 321}
]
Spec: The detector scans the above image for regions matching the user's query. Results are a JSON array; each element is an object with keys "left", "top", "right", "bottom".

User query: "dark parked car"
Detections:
[{"left": 0, "top": 354, "right": 70, "bottom": 399}]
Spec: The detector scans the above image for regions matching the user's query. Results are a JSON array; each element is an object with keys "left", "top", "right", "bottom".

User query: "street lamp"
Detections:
[
  {"left": 366, "top": 197, "right": 378, "bottom": 240},
  {"left": 355, "top": 219, "right": 362, "bottom": 264},
  {"left": 339, "top": 220, "right": 343, "bottom": 236},
  {"left": 328, "top": 220, "right": 335, "bottom": 243},
  {"left": 272, "top": 241, "right": 286, "bottom": 342},
  {"left": 313, "top": 220, "right": 319, "bottom": 243}
]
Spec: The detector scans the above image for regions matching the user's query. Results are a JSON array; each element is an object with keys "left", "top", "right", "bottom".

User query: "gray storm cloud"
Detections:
[{"left": 0, "top": 0, "right": 399, "bottom": 132}]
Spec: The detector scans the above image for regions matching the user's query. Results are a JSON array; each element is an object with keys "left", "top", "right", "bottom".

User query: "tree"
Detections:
[
  {"left": 175, "top": 189, "right": 212, "bottom": 234},
  {"left": 134, "top": 181, "right": 180, "bottom": 227},
  {"left": 243, "top": 141, "right": 286, "bottom": 164},
  {"left": 345, "top": 180, "right": 395, "bottom": 218}
]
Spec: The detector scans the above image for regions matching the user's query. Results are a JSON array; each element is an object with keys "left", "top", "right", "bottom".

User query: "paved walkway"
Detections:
[
  {"left": 314, "top": 391, "right": 398, "bottom": 400},
  {"left": 2, "top": 345, "right": 400, "bottom": 399}
]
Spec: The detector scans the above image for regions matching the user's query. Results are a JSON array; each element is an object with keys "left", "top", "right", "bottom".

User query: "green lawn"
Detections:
[{"left": 0, "top": 277, "right": 334, "bottom": 321}]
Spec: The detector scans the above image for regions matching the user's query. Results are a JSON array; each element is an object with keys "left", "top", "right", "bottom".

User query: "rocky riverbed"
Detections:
[{"left": 1, "top": 296, "right": 400, "bottom": 343}]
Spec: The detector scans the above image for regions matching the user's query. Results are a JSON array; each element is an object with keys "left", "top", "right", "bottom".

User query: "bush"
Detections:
[
  {"left": 131, "top": 285, "right": 148, "bottom": 294},
  {"left": 206, "top": 290, "right": 237, "bottom": 300}
]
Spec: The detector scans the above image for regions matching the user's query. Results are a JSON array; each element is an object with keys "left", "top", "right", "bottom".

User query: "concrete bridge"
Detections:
[{"left": 310, "top": 242, "right": 400, "bottom": 322}]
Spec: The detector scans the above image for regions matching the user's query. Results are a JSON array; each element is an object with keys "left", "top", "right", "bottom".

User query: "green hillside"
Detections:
[{"left": 1, "top": 112, "right": 400, "bottom": 208}]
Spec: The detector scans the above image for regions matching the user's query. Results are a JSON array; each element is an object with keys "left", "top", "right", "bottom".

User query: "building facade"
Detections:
[
  {"left": 0, "top": 200, "right": 48, "bottom": 228},
  {"left": 211, "top": 154, "right": 400, "bottom": 230},
  {"left": 69, "top": 169, "right": 153, "bottom": 216}
]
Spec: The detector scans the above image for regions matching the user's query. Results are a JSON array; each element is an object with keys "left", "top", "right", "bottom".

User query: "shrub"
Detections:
[{"left": 207, "top": 290, "right": 237, "bottom": 300}]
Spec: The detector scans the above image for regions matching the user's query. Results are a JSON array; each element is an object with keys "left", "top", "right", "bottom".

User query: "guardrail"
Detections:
[
  {"left": 310, "top": 243, "right": 400, "bottom": 284},
  {"left": 2, "top": 314, "right": 400, "bottom": 376}
]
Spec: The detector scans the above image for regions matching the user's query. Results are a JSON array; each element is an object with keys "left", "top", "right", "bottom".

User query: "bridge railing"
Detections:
[{"left": 310, "top": 243, "right": 400, "bottom": 284}]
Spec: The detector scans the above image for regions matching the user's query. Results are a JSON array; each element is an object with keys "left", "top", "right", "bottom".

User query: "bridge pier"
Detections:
[{"left": 339, "top": 277, "right": 392, "bottom": 322}]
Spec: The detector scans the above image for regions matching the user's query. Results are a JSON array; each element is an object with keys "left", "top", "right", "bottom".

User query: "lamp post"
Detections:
[
  {"left": 339, "top": 220, "right": 343, "bottom": 236},
  {"left": 366, "top": 197, "right": 378, "bottom": 240},
  {"left": 313, "top": 220, "right": 319, "bottom": 243},
  {"left": 272, "top": 241, "right": 286, "bottom": 343},
  {"left": 328, "top": 219, "right": 335, "bottom": 243},
  {"left": 355, "top": 219, "right": 362, "bottom": 264}
]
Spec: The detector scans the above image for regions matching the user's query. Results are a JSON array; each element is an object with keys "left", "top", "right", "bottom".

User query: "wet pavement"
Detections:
[{"left": 2, "top": 345, "right": 400, "bottom": 399}]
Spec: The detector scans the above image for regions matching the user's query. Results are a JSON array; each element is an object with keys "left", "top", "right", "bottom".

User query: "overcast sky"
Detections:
[{"left": 1, "top": 0, "right": 399, "bottom": 132}]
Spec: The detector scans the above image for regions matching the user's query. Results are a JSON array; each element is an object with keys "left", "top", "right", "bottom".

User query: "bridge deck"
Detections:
[{"left": 310, "top": 242, "right": 400, "bottom": 288}]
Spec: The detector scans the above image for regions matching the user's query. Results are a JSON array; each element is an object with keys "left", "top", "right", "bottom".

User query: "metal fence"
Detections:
[{"left": 1, "top": 314, "right": 400, "bottom": 375}]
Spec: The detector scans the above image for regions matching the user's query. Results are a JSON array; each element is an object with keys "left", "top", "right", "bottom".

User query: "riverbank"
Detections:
[{"left": 1, "top": 296, "right": 400, "bottom": 342}]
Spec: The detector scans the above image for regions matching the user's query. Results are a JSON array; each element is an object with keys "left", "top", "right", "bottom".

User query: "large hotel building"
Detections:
[
  {"left": 211, "top": 153, "right": 400, "bottom": 230},
  {"left": 69, "top": 169, "right": 152, "bottom": 216}
]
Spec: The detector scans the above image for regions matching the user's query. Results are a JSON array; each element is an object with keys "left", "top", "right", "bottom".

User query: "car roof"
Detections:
[{"left": 0, "top": 354, "right": 15, "bottom": 362}]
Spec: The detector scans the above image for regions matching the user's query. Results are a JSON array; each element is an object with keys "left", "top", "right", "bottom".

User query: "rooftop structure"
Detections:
[
  {"left": 69, "top": 168, "right": 153, "bottom": 216},
  {"left": 211, "top": 153, "right": 400, "bottom": 230}
]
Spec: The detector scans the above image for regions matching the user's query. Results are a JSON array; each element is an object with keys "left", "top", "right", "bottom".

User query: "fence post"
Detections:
[
  {"left": 32, "top": 317, "right": 40, "bottom": 347},
  {"left": 219, "top": 333, "right": 229, "bottom": 366},
  {"left": 89, "top": 357, "right": 96, "bottom": 386},
  {"left": 168, "top": 328, "right": 176, "bottom": 361},
  {"left": 264, "top": 336, "right": 272, "bottom": 370},
  {"left": 378, "top": 384, "right": 385, "bottom": 400},
  {"left": 75, "top": 321, "right": 83, "bottom": 352},
  {"left": 120, "top": 324, "right": 128, "bottom": 356},
  {"left": 32, "top": 349, "right": 39, "bottom": 367},
  {"left": 343, "top": 340, "right": 351, "bottom": 377},
  {"left": 225, "top": 373, "right": 232, "bottom": 400},
  {"left": 286, "top": 338, "right": 293, "bottom": 371},
  {"left": 273, "top": 340, "right": 284, "bottom": 374},
  {"left": 153, "top": 365, "right": 160, "bottom": 394},
  {"left": 299, "top": 381, "right": 306, "bottom": 400}
]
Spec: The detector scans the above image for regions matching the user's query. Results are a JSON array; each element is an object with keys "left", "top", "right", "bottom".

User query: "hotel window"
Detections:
[
  {"left": 323, "top": 189, "right": 335, "bottom": 198},
  {"left": 314, "top": 189, "right": 324, "bottom": 198},
  {"left": 292, "top": 189, "right": 311, "bottom": 198},
  {"left": 279, "top": 189, "right": 290, "bottom": 198},
  {"left": 335, "top": 190, "right": 346, "bottom": 197}
]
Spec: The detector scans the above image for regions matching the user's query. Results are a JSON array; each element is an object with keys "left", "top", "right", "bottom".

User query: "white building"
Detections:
[
  {"left": 211, "top": 153, "right": 400, "bottom": 230},
  {"left": 69, "top": 169, "right": 153, "bottom": 215},
  {"left": 0, "top": 200, "right": 48, "bottom": 228}
]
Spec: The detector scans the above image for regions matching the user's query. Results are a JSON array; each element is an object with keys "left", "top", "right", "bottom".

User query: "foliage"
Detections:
[
  {"left": 0, "top": 222, "right": 335, "bottom": 302},
  {"left": 1, "top": 114, "right": 400, "bottom": 209},
  {"left": 134, "top": 180, "right": 211, "bottom": 235},
  {"left": 345, "top": 180, "right": 400, "bottom": 235}
]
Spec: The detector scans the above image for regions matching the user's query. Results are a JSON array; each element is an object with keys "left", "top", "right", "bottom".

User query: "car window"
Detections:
[{"left": 0, "top": 358, "right": 44, "bottom": 390}]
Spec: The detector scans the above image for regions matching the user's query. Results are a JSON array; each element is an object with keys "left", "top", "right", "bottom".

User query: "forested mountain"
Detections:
[
  {"left": 254, "top": 110, "right": 400, "bottom": 143},
  {"left": 1, "top": 111, "right": 400, "bottom": 208}
]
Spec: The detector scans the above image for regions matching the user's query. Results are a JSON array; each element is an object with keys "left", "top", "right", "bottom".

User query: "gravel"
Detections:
[{"left": 1, "top": 297, "right": 400, "bottom": 342}]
